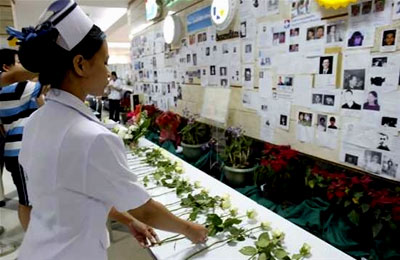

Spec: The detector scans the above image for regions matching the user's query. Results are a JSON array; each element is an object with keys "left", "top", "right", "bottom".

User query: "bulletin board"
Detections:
[{"left": 129, "top": 0, "right": 400, "bottom": 183}]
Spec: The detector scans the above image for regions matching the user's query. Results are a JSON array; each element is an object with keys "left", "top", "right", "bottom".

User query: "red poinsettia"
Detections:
[
  {"left": 392, "top": 206, "right": 400, "bottom": 221},
  {"left": 127, "top": 104, "right": 142, "bottom": 124},
  {"left": 155, "top": 111, "right": 181, "bottom": 144},
  {"left": 142, "top": 104, "right": 160, "bottom": 118}
]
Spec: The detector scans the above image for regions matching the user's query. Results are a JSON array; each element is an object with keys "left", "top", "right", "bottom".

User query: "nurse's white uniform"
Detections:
[{"left": 19, "top": 89, "right": 150, "bottom": 260}]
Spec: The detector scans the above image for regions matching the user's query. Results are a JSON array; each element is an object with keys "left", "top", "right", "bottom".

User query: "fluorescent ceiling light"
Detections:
[
  {"left": 108, "top": 42, "right": 130, "bottom": 48},
  {"left": 81, "top": 6, "right": 126, "bottom": 32}
]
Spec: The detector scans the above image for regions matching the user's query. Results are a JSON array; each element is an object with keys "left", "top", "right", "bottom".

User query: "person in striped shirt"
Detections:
[{"left": 0, "top": 48, "right": 42, "bottom": 230}]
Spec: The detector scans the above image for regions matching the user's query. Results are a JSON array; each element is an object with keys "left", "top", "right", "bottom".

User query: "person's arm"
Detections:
[
  {"left": 109, "top": 207, "right": 159, "bottom": 247},
  {"left": 0, "top": 65, "right": 37, "bottom": 87},
  {"left": 128, "top": 199, "right": 208, "bottom": 243}
]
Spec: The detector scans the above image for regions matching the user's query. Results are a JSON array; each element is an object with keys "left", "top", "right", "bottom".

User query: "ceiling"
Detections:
[{"left": 12, "top": 0, "right": 131, "bottom": 42}]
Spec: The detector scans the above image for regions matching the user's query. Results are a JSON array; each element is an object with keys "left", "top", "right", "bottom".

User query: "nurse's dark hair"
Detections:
[
  {"left": 18, "top": 25, "right": 105, "bottom": 88},
  {"left": 0, "top": 48, "right": 17, "bottom": 68}
]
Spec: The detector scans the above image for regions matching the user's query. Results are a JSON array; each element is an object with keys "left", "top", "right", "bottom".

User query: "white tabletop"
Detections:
[{"left": 136, "top": 138, "right": 354, "bottom": 260}]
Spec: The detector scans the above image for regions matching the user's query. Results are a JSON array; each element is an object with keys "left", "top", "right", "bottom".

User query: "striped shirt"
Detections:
[{"left": 0, "top": 81, "right": 41, "bottom": 157}]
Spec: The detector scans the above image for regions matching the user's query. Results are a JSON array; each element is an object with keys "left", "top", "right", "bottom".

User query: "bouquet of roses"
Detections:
[{"left": 113, "top": 105, "right": 150, "bottom": 148}]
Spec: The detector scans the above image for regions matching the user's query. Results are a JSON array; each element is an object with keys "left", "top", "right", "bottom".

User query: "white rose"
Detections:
[
  {"left": 124, "top": 134, "right": 133, "bottom": 140},
  {"left": 194, "top": 181, "right": 202, "bottom": 189},
  {"left": 129, "top": 125, "right": 139, "bottom": 132},
  {"left": 261, "top": 221, "right": 272, "bottom": 230},
  {"left": 230, "top": 207, "right": 239, "bottom": 217},
  {"left": 246, "top": 209, "right": 258, "bottom": 220},
  {"left": 221, "top": 200, "right": 231, "bottom": 210},
  {"left": 272, "top": 229, "right": 285, "bottom": 241},
  {"left": 118, "top": 128, "right": 128, "bottom": 139}
]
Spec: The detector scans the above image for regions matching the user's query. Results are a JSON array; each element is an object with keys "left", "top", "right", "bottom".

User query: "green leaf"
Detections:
[
  {"left": 361, "top": 203, "right": 370, "bottom": 213},
  {"left": 258, "top": 232, "right": 270, "bottom": 245},
  {"left": 344, "top": 200, "right": 351, "bottom": 208},
  {"left": 258, "top": 253, "right": 267, "bottom": 260},
  {"left": 348, "top": 210, "right": 360, "bottom": 225},
  {"left": 206, "top": 214, "right": 223, "bottom": 226},
  {"left": 273, "top": 249, "right": 288, "bottom": 259},
  {"left": 308, "top": 180, "right": 315, "bottom": 189},
  {"left": 292, "top": 253, "right": 302, "bottom": 260},
  {"left": 189, "top": 210, "right": 199, "bottom": 221},
  {"left": 354, "top": 192, "right": 363, "bottom": 199},
  {"left": 239, "top": 246, "right": 257, "bottom": 256},
  {"left": 223, "top": 218, "right": 242, "bottom": 228},
  {"left": 372, "top": 222, "right": 383, "bottom": 238}
]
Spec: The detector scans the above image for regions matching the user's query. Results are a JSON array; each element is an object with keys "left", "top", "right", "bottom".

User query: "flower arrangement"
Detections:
[
  {"left": 306, "top": 166, "right": 400, "bottom": 240},
  {"left": 113, "top": 105, "right": 150, "bottom": 148},
  {"left": 180, "top": 108, "right": 210, "bottom": 145},
  {"left": 142, "top": 104, "right": 161, "bottom": 132},
  {"left": 255, "top": 143, "right": 308, "bottom": 203},
  {"left": 155, "top": 111, "right": 182, "bottom": 145},
  {"left": 223, "top": 127, "right": 253, "bottom": 169}
]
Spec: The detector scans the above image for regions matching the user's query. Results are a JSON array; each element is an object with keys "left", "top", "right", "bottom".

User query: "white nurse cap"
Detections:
[{"left": 37, "top": 0, "right": 94, "bottom": 51}]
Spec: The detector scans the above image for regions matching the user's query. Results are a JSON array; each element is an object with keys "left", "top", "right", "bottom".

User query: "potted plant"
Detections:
[
  {"left": 222, "top": 127, "right": 256, "bottom": 187},
  {"left": 180, "top": 109, "right": 211, "bottom": 161},
  {"left": 155, "top": 111, "right": 182, "bottom": 146},
  {"left": 255, "top": 143, "right": 307, "bottom": 203},
  {"left": 113, "top": 105, "right": 150, "bottom": 149}
]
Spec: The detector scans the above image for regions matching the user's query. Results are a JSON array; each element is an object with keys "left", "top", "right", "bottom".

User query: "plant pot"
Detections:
[
  {"left": 181, "top": 142, "right": 207, "bottom": 161},
  {"left": 223, "top": 165, "right": 257, "bottom": 187}
]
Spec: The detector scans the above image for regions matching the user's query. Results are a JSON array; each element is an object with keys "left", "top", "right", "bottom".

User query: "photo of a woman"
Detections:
[
  {"left": 348, "top": 31, "right": 364, "bottom": 47},
  {"left": 363, "top": 91, "right": 380, "bottom": 111}
]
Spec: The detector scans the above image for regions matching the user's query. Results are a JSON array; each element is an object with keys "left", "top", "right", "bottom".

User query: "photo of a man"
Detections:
[
  {"left": 345, "top": 154, "right": 358, "bottom": 166},
  {"left": 341, "top": 90, "right": 361, "bottom": 110},
  {"left": 328, "top": 116, "right": 338, "bottom": 129},
  {"left": 245, "top": 68, "right": 252, "bottom": 81},
  {"left": 319, "top": 56, "right": 333, "bottom": 74},
  {"left": 323, "top": 95, "right": 335, "bottom": 106},
  {"left": 240, "top": 21, "right": 247, "bottom": 38},
  {"left": 382, "top": 29, "right": 396, "bottom": 46},
  {"left": 312, "top": 94, "right": 323, "bottom": 104},
  {"left": 343, "top": 69, "right": 365, "bottom": 90},
  {"left": 377, "top": 133, "right": 390, "bottom": 151},
  {"left": 280, "top": 115, "right": 288, "bottom": 126}
]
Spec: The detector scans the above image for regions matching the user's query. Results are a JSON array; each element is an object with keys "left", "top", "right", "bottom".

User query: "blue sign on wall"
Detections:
[{"left": 186, "top": 6, "right": 212, "bottom": 33}]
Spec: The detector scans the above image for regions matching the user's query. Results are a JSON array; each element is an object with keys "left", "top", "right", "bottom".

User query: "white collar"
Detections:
[{"left": 46, "top": 89, "right": 104, "bottom": 126}]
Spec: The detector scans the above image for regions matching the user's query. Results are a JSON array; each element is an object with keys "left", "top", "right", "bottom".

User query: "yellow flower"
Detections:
[{"left": 316, "top": 0, "right": 357, "bottom": 9}]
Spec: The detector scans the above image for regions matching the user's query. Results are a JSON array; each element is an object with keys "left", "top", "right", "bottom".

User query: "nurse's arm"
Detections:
[
  {"left": 108, "top": 207, "right": 159, "bottom": 247},
  {"left": 0, "top": 66, "right": 37, "bottom": 87},
  {"left": 128, "top": 198, "right": 208, "bottom": 244}
]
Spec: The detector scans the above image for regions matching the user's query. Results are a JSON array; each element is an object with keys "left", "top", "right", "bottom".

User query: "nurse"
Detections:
[{"left": 8, "top": 1, "right": 207, "bottom": 259}]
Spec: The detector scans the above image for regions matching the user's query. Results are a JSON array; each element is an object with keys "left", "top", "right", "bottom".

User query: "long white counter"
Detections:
[{"left": 135, "top": 138, "right": 354, "bottom": 260}]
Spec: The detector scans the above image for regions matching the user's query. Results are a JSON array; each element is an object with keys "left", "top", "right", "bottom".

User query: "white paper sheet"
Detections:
[
  {"left": 260, "top": 114, "right": 276, "bottom": 143},
  {"left": 258, "top": 70, "right": 273, "bottom": 98},
  {"left": 293, "top": 75, "right": 313, "bottom": 107},
  {"left": 242, "top": 39, "right": 256, "bottom": 63},
  {"left": 201, "top": 87, "right": 231, "bottom": 124}
]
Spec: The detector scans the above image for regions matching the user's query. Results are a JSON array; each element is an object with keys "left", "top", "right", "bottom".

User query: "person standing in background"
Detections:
[
  {"left": 0, "top": 48, "right": 42, "bottom": 231},
  {"left": 107, "top": 71, "right": 122, "bottom": 122}
]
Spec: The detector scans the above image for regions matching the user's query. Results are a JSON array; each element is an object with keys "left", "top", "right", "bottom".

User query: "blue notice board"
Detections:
[{"left": 187, "top": 6, "right": 212, "bottom": 33}]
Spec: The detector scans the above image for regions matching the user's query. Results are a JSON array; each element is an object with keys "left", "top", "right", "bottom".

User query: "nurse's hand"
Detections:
[
  {"left": 183, "top": 223, "right": 208, "bottom": 244},
  {"left": 128, "top": 218, "right": 160, "bottom": 248}
]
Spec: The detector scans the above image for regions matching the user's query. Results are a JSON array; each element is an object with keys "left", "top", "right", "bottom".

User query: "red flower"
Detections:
[
  {"left": 143, "top": 104, "right": 159, "bottom": 117},
  {"left": 155, "top": 111, "right": 181, "bottom": 144},
  {"left": 335, "top": 190, "right": 346, "bottom": 198},
  {"left": 127, "top": 105, "right": 142, "bottom": 123},
  {"left": 351, "top": 176, "right": 360, "bottom": 185},
  {"left": 392, "top": 206, "right": 400, "bottom": 221},
  {"left": 327, "top": 191, "right": 334, "bottom": 200}
]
